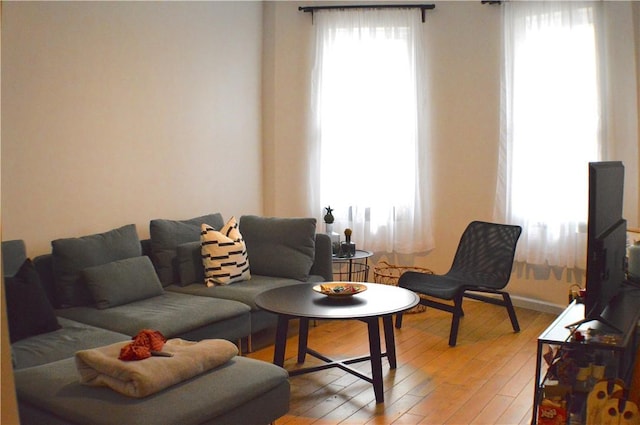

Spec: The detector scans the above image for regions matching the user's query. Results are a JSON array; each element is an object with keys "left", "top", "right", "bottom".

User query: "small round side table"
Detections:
[{"left": 331, "top": 249, "right": 373, "bottom": 281}]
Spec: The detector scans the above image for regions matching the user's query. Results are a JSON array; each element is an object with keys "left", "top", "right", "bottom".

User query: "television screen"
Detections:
[
  {"left": 585, "top": 218, "right": 627, "bottom": 320},
  {"left": 588, "top": 161, "right": 624, "bottom": 239},
  {"left": 583, "top": 161, "right": 626, "bottom": 328}
]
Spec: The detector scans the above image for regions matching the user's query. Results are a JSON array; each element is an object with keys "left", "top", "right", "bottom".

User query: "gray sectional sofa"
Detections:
[{"left": 4, "top": 213, "right": 333, "bottom": 425}]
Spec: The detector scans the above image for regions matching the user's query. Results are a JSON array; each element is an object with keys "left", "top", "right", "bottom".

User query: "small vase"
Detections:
[{"left": 325, "top": 223, "right": 333, "bottom": 234}]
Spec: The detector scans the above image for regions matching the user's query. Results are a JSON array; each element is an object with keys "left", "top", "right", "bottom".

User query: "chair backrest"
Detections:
[{"left": 447, "top": 221, "right": 522, "bottom": 289}]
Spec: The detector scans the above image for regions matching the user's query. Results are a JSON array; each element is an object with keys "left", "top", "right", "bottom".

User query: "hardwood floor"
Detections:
[{"left": 247, "top": 300, "right": 557, "bottom": 425}]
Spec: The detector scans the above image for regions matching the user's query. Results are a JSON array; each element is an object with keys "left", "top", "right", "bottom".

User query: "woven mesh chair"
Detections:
[{"left": 396, "top": 221, "right": 522, "bottom": 346}]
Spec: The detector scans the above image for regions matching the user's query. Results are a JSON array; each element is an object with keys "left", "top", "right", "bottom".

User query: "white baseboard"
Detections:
[
  {"left": 510, "top": 295, "right": 565, "bottom": 315},
  {"left": 465, "top": 291, "right": 565, "bottom": 315},
  {"left": 465, "top": 293, "right": 567, "bottom": 314}
]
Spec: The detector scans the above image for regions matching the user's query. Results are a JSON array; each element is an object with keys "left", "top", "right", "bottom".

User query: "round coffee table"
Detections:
[{"left": 255, "top": 282, "right": 419, "bottom": 403}]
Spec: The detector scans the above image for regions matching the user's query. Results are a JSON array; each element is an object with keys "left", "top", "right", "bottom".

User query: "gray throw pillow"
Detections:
[
  {"left": 83, "top": 256, "right": 164, "bottom": 309},
  {"left": 239, "top": 215, "right": 316, "bottom": 281},
  {"left": 52, "top": 224, "right": 141, "bottom": 307},
  {"left": 149, "top": 213, "right": 224, "bottom": 286},
  {"left": 176, "top": 241, "right": 205, "bottom": 286}
]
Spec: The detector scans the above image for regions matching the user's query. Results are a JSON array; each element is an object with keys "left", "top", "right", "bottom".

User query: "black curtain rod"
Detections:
[{"left": 299, "top": 4, "right": 436, "bottom": 23}]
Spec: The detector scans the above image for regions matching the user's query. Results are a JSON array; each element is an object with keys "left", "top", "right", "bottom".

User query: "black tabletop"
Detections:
[{"left": 255, "top": 282, "right": 419, "bottom": 320}]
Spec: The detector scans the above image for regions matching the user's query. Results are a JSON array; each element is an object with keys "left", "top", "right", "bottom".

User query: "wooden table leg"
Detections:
[
  {"left": 273, "top": 315, "right": 289, "bottom": 367},
  {"left": 298, "top": 317, "right": 309, "bottom": 364},
  {"left": 382, "top": 315, "right": 397, "bottom": 369},
  {"left": 366, "top": 317, "right": 384, "bottom": 403}
]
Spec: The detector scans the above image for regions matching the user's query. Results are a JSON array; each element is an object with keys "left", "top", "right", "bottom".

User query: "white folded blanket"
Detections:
[{"left": 75, "top": 338, "right": 238, "bottom": 398}]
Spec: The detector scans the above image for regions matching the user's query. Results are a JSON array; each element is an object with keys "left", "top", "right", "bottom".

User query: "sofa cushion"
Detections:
[
  {"left": 55, "top": 291, "right": 250, "bottom": 340},
  {"left": 176, "top": 241, "right": 204, "bottom": 285},
  {"left": 83, "top": 256, "right": 164, "bottom": 309},
  {"left": 240, "top": 215, "right": 316, "bottom": 281},
  {"left": 4, "top": 259, "right": 61, "bottom": 343},
  {"left": 51, "top": 224, "right": 141, "bottom": 307},
  {"left": 11, "top": 317, "right": 129, "bottom": 370},
  {"left": 150, "top": 213, "right": 224, "bottom": 286},
  {"left": 167, "top": 274, "right": 324, "bottom": 311},
  {"left": 201, "top": 217, "right": 251, "bottom": 286}
]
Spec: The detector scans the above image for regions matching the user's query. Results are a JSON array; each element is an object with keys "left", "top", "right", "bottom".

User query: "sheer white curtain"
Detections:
[
  {"left": 495, "top": 1, "right": 602, "bottom": 268},
  {"left": 307, "top": 8, "right": 434, "bottom": 254}
]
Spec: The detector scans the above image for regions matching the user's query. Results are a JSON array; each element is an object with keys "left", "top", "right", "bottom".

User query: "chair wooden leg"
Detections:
[
  {"left": 395, "top": 313, "right": 404, "bottom": 329},
  {"left": 449, "top": 294, "right": 464, "bottom": 347},
  {"left": 502, "top": 293, "right": 520, "bottom": 332}
]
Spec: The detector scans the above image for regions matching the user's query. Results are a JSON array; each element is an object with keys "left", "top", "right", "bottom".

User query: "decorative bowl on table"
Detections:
[{"left": 312, "top": 283, "right": 367, "bottom": 297}]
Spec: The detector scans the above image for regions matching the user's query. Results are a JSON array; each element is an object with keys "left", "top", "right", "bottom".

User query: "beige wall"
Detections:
[
  {"left": 263, "top": 1, "right": 640, "bottom": 311},
  {"left": 0, "top": 1, "right": 638, "bottom": 421},
  {"left": 1, "top": 1, "right": 264, "bottom": 256},
  {"left": 3, "top": 0, "right": 636, "bottom": 316},
  {"left": 1, "top": 1, "right": 20, "bottom": 422},
  {"left": 262, "top": 1, "right": 313, "bottom": 217},
  {"left": 636, "top": 2, "right": 640, "bottom": 223}
]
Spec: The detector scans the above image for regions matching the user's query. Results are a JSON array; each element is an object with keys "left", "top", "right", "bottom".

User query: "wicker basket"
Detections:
[{"left": 373, "top": 260, "right": 433, "bottom": 314}]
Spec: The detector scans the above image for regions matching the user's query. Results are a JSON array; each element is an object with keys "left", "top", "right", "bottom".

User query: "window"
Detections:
[
  {"left": 496, "top": 2, "right": 602, "bottom": 268},
  {"left": 308, "top": 9, "right": 434, "bottom": 254}
]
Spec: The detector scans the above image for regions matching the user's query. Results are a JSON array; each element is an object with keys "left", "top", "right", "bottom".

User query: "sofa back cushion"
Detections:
[
  {"left": 150, "top": 213, "right": 224, "bottom": 286},
  {"left": 239, "top": 215, "right": 316, "bottom": 281},
  {"left": 83, "top": 256, "right": 164, "bottom": 309},
  {"left": 176, "top": 241, "right": 204, "bottom": 285},
  {"left": 52, "top": 224, "right": 141, "bottom": 307}
]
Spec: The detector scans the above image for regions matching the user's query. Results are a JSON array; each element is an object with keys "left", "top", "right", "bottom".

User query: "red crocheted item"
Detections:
[
  {"left": 119, "top": 344, "right": 152, "bottom": 361},
  {"left": 118, "top": 329, "right": 167, "bottom": 361},
  {"left": 131, "top": 329, "right": 166, "bottom": 351}
]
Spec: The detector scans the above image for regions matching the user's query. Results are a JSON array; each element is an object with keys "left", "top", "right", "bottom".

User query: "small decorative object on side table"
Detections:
[
  {"left": 340, "top": 228, "right": 356, "bottom": 257},
  {"left": 323, "top": 205, "right": 334, "bottom": 226},
  {"left": 323, "top": 206, "right": 340, "bottom": 254}
]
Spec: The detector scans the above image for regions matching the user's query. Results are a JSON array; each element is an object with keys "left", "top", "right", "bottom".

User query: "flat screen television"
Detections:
[{"left": 577, "top": 161, "right": 627, "bottom": 331}]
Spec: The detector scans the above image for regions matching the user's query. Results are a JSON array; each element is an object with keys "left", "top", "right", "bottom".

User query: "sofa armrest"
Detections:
[{"left": 309, "top": 233, "right": 333, "bottom": 282}]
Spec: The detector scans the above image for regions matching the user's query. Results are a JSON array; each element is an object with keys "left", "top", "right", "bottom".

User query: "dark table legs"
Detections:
[
  {"left": 273, "top": 315, "right": 289, "bottom": 367},
  {"left": 365, "top": 317, "right": 384, "bottom": 403},
  {"left": 271, "top": 314, "right": 397, "bottom": 404},
  {"left": 382, "top": 315, "right": 397, "bottom": 368},
  {"left": 297, "top": 317, "right": 310, "bottom": 363}
]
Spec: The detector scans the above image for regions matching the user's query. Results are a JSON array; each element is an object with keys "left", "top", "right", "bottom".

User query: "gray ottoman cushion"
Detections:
[{"left": 16, "top": 356, "right": 290, "bottom": 425}]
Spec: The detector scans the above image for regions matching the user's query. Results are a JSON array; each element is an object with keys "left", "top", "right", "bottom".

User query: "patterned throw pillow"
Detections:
[{"left": 201, "top": 217, "right": 251, "bottom": 286}]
